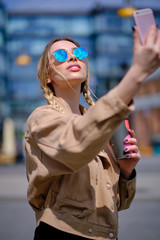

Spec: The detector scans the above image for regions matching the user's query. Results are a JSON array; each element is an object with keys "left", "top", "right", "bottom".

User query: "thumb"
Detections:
[{"left": 133, "top": 26, "right": 141, "bottom": 49}]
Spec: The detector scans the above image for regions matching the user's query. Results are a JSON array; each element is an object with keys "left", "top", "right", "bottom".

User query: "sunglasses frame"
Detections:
[{"left": 52, "top": 47, "right": 88, "bottom": 62}]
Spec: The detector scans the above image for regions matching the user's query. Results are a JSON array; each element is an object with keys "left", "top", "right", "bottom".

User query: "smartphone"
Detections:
[{"left": 133, "top": 8, "right": 156, "bottom": 44}]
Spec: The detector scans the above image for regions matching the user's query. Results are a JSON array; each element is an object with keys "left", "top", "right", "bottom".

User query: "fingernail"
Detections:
[
  {"left": 125, "top": 154, "right": 130, "bottom": 158},
  {"left": 132, "top": 26, "right": 135, "bottom": 32},
  {"left": 124, "top": 148, "right": 128, "bottom": 152},
  {"left": 124, "top": 139, "right": 128, "bottom": 142}
]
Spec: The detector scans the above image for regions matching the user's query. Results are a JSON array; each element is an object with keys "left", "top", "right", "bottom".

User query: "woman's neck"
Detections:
[{"left": 54, "top": 85, "right": 81, "bottom": 115}]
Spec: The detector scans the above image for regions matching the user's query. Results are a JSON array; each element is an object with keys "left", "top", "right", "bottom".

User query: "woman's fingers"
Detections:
[
  {"left": 145, "top": 25, "right": 157, "bottom": 46},
  {"left": 133, "top": 26, "right": 141, "bottom": 50},
  {"left": 124, "top": 151, "right": 141, "bottom": 160},
  {"left": 154, "top": 29, "right": 160, "bottom": 54},
  {"left": 124, "top": 129, "right": 138, "bottom": 153},
  {"left": 128, "top": 129, "right": 136, "bottom": 138},
  {"left": 124, "top": 144, "right": 139, "bottom": 153},
  {"left": 124, "top": 129, "right": 137, "bottom": 144},
  {"left": 124, "top": 137, "right": 137, "bottom": 145}
]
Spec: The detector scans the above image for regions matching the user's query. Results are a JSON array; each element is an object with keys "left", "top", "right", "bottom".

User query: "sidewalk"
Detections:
[
  {"left": 0, "top": 163, "right": 27, "bottom": 199},
  {"left": 135, "top": 154, "right": 160, "bottom": 201}
]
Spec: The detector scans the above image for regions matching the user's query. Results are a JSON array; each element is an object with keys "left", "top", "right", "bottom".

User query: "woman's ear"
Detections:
[{"left": 47, "top": 75, "right": 52, "bottom": 84}]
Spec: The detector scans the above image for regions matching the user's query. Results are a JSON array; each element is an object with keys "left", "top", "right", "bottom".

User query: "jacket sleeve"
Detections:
[
  {"left": 25, "top": 88, "right": 134, "bottom": 174},
  {"left": 117, "top": 169, "right": 136, "bottom": 211}
]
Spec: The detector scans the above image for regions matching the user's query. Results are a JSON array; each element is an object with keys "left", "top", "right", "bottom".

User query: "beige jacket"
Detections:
[{"left": 25, "top": 88, "right": 136, "bottom": 240}]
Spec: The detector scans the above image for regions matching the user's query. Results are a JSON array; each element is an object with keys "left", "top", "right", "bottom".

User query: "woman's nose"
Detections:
[{"left": 67, "top": 52, "right": 77, "bottom": 62}]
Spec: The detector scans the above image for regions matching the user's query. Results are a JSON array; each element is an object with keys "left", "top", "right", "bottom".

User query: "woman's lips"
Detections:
[{"left": 67, "top": 64, "right": 81, "bottom": 71}]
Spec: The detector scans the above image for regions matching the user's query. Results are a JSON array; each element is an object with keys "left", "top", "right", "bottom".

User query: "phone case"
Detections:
[
  {"left": 133, "top": 8, "right": 156, "bottom": 44},
  {"left": 110, "top": 118, "right": 132, "bottom": 160}
]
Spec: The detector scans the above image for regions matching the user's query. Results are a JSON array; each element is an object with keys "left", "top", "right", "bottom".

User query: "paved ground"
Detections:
[{"left": 0, "top": 155, "right": 160, "bottom": 240}]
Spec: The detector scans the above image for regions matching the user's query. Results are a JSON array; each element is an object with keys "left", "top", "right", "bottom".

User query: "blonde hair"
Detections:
[{"left": 37, "top": 37, "right": 95, "bottom": 111}]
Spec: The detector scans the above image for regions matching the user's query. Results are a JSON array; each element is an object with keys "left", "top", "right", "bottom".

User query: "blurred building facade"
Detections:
[
  {"left": 132, "top": 72, "right": 160, "bottom": 155},
  {"left": 0, "top": 1, "right": 160, "bottom": 163},
  {"left": 0, "top": 1, "right": 7, "bottom": 111}
]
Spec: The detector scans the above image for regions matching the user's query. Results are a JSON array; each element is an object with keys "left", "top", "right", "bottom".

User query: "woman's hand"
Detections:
[
  {"left": 133, "top": 25, "right": 160, "bottom": 78},
  {"left": 117, "top": 129, "right": 141, "bottom": 180},
  {"left": 116, "top": 25, "right": 160, "bottom": 106}
]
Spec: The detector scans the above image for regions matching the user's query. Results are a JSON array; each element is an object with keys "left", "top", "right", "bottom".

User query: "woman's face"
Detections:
[{"left": 47, "top": 40, "right": 87, "bottom": 89}]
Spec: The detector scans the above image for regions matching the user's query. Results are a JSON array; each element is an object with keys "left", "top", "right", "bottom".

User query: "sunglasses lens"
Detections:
[
  {"left": 54, "top": 49, "right": 68, "bottom": 62},
  {"left": 74, "top": 48, "right": 88, "bottom": 60}
]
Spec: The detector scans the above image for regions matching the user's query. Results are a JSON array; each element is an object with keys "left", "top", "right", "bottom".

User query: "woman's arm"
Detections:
[
  {"left": 25, "top": 88, "right": 133, "bottom": 174},
  {"left": 116, "top": 26, "right": 160, "bottom": 105}
]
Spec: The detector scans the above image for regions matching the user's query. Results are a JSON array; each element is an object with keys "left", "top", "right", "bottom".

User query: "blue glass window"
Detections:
[
  {"left": 0, "top": 51, "right": 6, "bottom": 74},
  {"left": 95, "top": 33, "right": 133, "bottom": 53},
  {"left": 0, "top": 31, "right": 4, "bottom": 47},
  {"left": 96, "top": 54, "right": 132, "bottom": 78},
  {"left": 0, "top": 8, "right": 5, "bottom": 27}
]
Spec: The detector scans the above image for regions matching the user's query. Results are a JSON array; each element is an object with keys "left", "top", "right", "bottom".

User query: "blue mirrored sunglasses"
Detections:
[{"left": 53, "top": 48, "right": 88, "bottom": 62}]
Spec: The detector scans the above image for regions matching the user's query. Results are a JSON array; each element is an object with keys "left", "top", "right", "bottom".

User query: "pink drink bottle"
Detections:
[{"left": 124, "top": 118, "right": 133, "bottom": 153}]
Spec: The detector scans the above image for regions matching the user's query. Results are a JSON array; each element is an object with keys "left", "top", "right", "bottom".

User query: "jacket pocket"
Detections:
[{"left": 51, "top": 166, "right": 96, "bottom": 218}]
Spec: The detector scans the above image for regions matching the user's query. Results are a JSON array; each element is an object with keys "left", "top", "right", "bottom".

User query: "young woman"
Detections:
[{"left": 25, "top": 25, "right": 160, "bottom": 240}]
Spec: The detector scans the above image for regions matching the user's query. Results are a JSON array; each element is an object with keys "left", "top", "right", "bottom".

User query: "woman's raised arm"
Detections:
[{"left": 116, "top": 25, "right": 160, "bottom": 105}]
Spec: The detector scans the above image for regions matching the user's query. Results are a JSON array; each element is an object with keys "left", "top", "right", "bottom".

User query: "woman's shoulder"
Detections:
[
  {"left": 26, "top": 105, "right": 60, "bottom": 125},
  {"left": 30, "top": 104, "right": 55, "bottom": 116}
]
